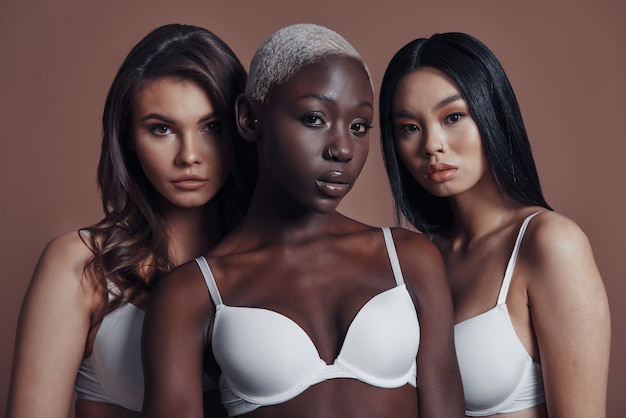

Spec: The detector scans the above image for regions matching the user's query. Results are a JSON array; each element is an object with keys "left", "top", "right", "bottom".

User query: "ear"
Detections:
[{"left": 235, "top": 94, "right": 260, "bottom": 143}]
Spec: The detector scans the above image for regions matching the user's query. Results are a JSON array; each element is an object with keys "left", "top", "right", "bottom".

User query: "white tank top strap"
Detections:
[
  {"left": 382, "top": 227, "right": 405, "bottom": 286},
  {"left": 195, "top": 256, "right": 223, "bottom": 307},
  {"left": 496, "top": 212, "right": 544, "bottom": 305}
]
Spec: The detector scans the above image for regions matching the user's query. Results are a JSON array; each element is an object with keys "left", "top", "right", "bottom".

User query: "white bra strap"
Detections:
[
  {"left": 195, "top": 256, "right": 223, "bottom": 307},
  {"left": 382, "top": 227, "right": 405, "bottom": 286},
  {"left": 497, "top": 212, "right": 543, "bottom": 305}
]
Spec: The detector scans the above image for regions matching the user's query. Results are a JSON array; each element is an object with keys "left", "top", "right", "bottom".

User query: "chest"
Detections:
[
  {"left": 201, "top": 230, "right": 422, "bottom": 411},
  {"left": 208, "top": 280, "right": 419, "bottom": 410},
  {"left": 440, "top": 234, "right": 528, "bottom": 324},
  {"left": 439, "top": 233, "right": 537, "bottom": 359},
  {"left": 216, "top": 247, "right": 402, "bottom": 357}
]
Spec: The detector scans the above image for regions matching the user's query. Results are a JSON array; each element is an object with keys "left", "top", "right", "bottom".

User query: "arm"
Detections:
[
  {"left": 141, "top": 261, "right": 211, "bottom": 418},
  {"left": 525, "top": 212, "right": 610, "bottom": 417},
  {"left": 394, "top": 229, "right": 464, "bottom": 418},
  {"left": 6, "top": 232, "right": 99, "bottom": 418}
]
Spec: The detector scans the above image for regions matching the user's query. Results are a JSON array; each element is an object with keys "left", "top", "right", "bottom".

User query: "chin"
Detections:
[
  {"left": 420, "top": 186, "right": 454, "bottom": 199},
  {"left": 313, "top": 199, "right": 342, "bottom": 214},
  {"left": 168, "top": 197, "right": 213, "bottom": 210}
]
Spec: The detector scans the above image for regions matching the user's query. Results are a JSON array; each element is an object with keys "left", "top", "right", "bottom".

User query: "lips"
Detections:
[
  {"left": 426, "top": 163, "right": 457, "bottom": 183},
  {"left": 172, "top": 174, "right": 209, "bottom": 191},
  {"left": 316, "top": 171, "right": 351, "bottom": 197}
]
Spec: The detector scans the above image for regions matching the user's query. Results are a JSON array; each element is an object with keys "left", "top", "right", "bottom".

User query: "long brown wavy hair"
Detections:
[{"left": 81, "top": 24, "right": 256, "bottom": 314}]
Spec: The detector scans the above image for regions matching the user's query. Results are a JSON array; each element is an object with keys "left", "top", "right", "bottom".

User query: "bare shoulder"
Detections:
[
  {"left": 42, "top": 230, "right": 93, "bottom": 263},
  {"left": 32, "top": 230, "right": 96, "bottom": 292},
  {"left": 17, "top": 230, "right": 101, "bottom": 338},
  {"left": 525, "top": 210, "right": 590, "bottom": 244},
  {"left": 387, "top": 227, "right": 444, "bottom": 270},
  {"left": 519, "top": 211, "right": 605, "bottom": 300},
  {"left": 385, "top": 227, "right": 447, "bottom": 294},
  {"left": 520, "top": 210, "right": 595, "bottom": 267},
  {"left": 156, "top": 258, "right": 205, "bottom": 291},
  {"left": 150, "top": 257, "right": 212, "bottom": 315}
]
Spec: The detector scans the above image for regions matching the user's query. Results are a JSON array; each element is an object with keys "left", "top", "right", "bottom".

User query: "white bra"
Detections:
[
  {"left": 197, "top": 227, "right": 420, "bottom": 416},
  {"left": 454, "top": 212, "right": 546, "bottom": 416}
]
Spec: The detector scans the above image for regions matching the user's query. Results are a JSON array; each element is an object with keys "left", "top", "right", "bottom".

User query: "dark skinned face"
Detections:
[{"left": 256, "top": 56, "right": 374, "bottom": 214}]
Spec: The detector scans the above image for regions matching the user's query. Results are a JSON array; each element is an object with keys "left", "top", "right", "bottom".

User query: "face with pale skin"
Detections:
[
  {"left": 131, "top": 77, "right": 230, "bottom": 210},
  {"left": 256, "top": 55, "right": 374, "bottom": 214},
  {"left": 391, "top": 67, "right": 490, "bottom": 198}
]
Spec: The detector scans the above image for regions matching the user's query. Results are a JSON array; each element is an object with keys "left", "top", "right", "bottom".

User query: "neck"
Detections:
[
  {"left": 161, "top": 201, "right": 222, "bottom": 266},
  {"left": 446, "top": 184, "right": 523, "bottom": 245},
  {"left": 236, "top": 178, "right": 348, "bottom": 246}
]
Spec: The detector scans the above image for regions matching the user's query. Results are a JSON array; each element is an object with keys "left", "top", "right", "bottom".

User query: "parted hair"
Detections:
[
  {"left": 379, "top": 32, "right": 551, "bottom": 235},
  {"left": 82, "top": 23, "right": 253, "bottom": 314},
  {"left": 246, "top": 23, "right": 366, "bottom": 103}
]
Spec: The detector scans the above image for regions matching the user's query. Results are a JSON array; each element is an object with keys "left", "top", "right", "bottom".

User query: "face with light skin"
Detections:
[
  {"left": 131, "top": 77, "right": 230, "bottom": 210},
  {"left": 391, "top": 67, "right": 490, "bottom": 198},
  {"left": 254, "top": 55, "right": 373, "bottom": 214}
]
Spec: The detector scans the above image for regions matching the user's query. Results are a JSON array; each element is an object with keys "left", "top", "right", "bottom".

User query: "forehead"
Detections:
[
  {"left": 132, "top": 76, "right": 216, "bottom": 118},
  {"left": 135, "top": 76, "right": 211, "bottom": 102},
  {"left": 397, "top": 68, "right": 459, "bottom": 99},
  {"left": 392, "top": 68, "right": 467, "bottom": 117},
  {"left": 267, "top": 55, "right": 373, "bottom": 105}
]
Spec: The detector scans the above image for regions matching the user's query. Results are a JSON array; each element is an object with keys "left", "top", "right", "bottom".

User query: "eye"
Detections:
[
  {"left": 444, "top": 112, "right": 464, "bottom": 124},
  {"left": 203, "top": 121, "right": 222, "bottom": 133},
  {"left": 351, "top": 121, "right": 373, "bottom": 135},
  {"left": 398, "top": 124, "right": 420, "bottom": 135},
  {"left": 150, "top": 124, "right": 172, "bottom": 136},
  {"left": 301, "top": 114, "right": 325, "bottom": 126}
]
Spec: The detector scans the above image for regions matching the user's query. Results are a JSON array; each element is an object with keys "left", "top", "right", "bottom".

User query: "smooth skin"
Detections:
[
  {"left": 8, "top": 77, "right": 229, "bottom": 418},
  {"left": 391, "top": 67, "right": 610, "bottom": 418},
  {"left": 141, "top": 57, "right": 464, "bottom": 418}
]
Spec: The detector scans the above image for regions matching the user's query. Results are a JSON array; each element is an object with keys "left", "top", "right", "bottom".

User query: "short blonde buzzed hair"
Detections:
[{"left": 246, "top": 23, "right": 368, "bottom": 103}]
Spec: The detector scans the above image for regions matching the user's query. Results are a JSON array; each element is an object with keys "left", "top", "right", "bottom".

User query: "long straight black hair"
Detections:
[{"left": 379, "top": 32, "right": 551, "bottom": 235}]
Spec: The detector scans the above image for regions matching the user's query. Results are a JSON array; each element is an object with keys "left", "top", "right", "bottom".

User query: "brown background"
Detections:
[{"left": 1, "top": 0, "right": 624, "bottom": 415}]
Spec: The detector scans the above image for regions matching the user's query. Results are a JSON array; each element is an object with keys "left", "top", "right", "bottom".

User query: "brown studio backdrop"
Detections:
[{"left": 1, "top": 0, "right": 624, "bottom": 415}]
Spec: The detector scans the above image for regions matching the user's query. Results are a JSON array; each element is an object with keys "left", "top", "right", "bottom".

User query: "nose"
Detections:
[
  {"left": 421, "top": 127, "right": 445, "bottom": 157},
  {"left": 324, "top": 125, "right": 353, "bottom": 162},
  {"left": 175, "top": 132, "right": 203, "bottom": 166}
]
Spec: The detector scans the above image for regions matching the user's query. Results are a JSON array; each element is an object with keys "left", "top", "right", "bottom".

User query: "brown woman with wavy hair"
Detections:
[{"left": 7, "top": 23, "right": 254, "bottom": 418}]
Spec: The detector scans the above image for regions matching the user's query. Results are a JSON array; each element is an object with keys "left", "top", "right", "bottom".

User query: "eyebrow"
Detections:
[
  {"left": 297, "top": 93, "right": 373, "bottom": 110},
  {"left": 436, "top": 94, "right": 464, "bottom": 110},
  {"left": 140, "top": 111, "right": 219, "bottom": 124},
  {"left": 392, "top": 94, "right": 464, "bottom": 118}
]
